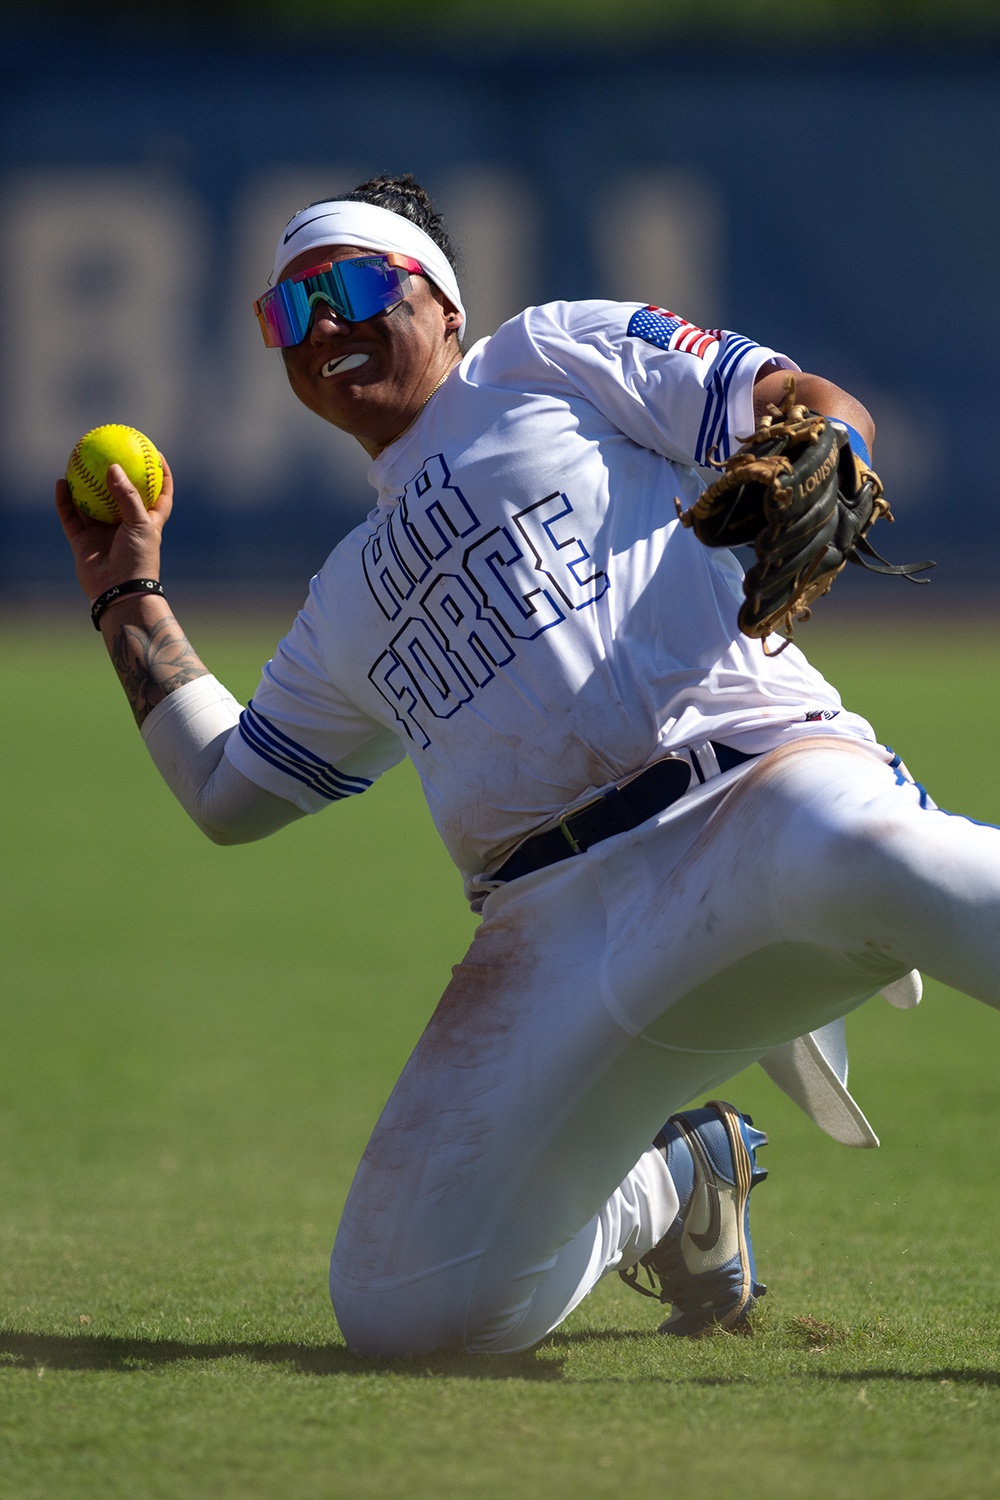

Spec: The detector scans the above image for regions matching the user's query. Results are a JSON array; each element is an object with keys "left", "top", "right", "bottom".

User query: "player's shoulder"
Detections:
[
  {"left": 521, "top": 298, "right": 645, "bottom": 345},
  {"left": 498, "top": 300, "right": 733, "bottom": 368},
  {"left": 464, "top": 299, "right": 645, "bottom": 384}
]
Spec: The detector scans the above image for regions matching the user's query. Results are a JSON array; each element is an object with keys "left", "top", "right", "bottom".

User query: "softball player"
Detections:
[{"left": 57, "top": 174, "right": 999, "bottom": 1358}]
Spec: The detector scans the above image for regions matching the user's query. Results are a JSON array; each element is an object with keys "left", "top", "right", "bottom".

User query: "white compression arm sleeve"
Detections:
[{"left": 140, "top": 675, "right": 305, "bottom": 844}]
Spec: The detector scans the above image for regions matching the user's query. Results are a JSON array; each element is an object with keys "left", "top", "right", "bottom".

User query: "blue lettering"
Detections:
[
  {"left": 513, "top": 491, "right": 609, "bottom": 609},
  {"left": 422, "top": 573, "right": 515, "bottom": 689},
  {"left": 463, "top": 525, "right": 567, "bottom": 640},
  {"left": 363, "top": 456, "right": 610, "bottom": 746}
]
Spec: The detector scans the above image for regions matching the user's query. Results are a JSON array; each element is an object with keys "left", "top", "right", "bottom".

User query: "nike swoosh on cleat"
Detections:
[{"left": 687, "top": 1181, "right": 721, "bottom": 1252}]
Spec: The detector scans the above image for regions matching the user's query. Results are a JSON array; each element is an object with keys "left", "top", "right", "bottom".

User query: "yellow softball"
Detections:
[{"left": 66, "top": 424, "right": 164, "bottom": 524}]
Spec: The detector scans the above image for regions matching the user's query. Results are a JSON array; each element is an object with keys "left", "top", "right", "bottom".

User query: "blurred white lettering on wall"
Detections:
[
  {"left": 1, "top": 171, "right": 204, "bottom": 498},
  {"left": 597, "top": 168, "right": 724, "bottom": 326},
  {"left": 440, "top": 168, "right": 537, "bottom": 345}
]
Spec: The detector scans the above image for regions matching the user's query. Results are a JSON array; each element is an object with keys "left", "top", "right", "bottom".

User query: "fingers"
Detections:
[
  {"left": 106, "top": 463, "right": 151, "bottom": 525},
  {"left": 107, "top": 460, "right": 174, "bottom": 527},
  {"left": 55, "top": 478, "right": 114, "bottom": 562},
  {"left": 54, "top": 478, "right": 87, "bottom": 540},
  {"left": 151, "top": 452, "right": 174, "bottom": 522},
  {"left": 158, "top": 450, "right": 174, "bottom": 496}
]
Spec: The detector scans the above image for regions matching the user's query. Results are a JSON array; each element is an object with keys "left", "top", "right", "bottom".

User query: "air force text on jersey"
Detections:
[{"left": 363, "top": 452, "right": 610, "bottom": 749}]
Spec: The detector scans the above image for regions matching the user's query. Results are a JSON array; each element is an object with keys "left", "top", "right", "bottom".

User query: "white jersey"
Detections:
[{"left": 225, "top": 299, "right": 876, "bottom": 900}]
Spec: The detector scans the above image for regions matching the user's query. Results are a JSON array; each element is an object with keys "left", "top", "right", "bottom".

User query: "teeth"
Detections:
[{"left": 322, "top": 352, "right": 370, "bottom": 377}]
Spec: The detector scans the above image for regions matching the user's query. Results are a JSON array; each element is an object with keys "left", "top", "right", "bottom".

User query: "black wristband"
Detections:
[{"left": 91, "top": 578, "right": 165, "bottom": 630}]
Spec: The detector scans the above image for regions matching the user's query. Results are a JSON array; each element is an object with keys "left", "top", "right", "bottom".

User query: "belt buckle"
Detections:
[{"left": 558, "top": 792, "right": 607, "bottom": 854}]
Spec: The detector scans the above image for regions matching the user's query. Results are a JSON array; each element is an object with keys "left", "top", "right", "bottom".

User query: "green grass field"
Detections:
[{"left": 3, "top": 609, "right": 1000, "bottom": 1499}]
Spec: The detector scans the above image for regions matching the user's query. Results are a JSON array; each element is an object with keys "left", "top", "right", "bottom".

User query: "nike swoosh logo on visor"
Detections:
[{"left": 283, "top": 214, "right": 331, "bottom": 244}]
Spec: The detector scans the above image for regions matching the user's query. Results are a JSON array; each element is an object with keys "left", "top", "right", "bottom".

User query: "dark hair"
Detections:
[{"left": 306, "top": 174, "right": 460, "bottom": 277}]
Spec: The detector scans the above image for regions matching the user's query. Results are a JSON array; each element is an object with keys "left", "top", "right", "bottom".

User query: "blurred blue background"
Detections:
[{"left": 2, "top": 31, "right": 996, "bottom": 598}]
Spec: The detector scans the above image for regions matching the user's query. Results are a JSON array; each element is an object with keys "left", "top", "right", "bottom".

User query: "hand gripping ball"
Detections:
[{"left": 66, "top": 424, "right": 164, "bottom": 524}]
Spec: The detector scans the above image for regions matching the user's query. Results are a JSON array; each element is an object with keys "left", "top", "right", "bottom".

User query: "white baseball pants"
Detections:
[{"left": 329, "top": 737, "right": 1000, "bottom": 1357}]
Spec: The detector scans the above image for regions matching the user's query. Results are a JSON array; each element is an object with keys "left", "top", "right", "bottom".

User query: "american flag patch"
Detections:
[{"left": 627, "top": 305, "right": 720, "bottom": 360}]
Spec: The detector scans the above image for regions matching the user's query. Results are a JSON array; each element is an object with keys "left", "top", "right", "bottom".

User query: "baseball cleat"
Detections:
[{"left": 619, "top": 1099, "right": 768, "bottom": 1336}]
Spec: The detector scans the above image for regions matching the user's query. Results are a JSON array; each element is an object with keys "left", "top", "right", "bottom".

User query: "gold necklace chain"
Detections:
[{"left": 373, "top": 366, "right": 456, "bottom": 459}]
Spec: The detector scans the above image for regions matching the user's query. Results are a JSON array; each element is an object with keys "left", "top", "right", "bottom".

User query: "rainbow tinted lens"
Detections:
[{"left": 254, "top": 255, "right": 423, "bottom": 347}]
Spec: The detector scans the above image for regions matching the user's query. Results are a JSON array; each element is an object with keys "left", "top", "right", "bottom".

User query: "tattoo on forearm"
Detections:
[{"left": 109, "top": 614, "right": 208, "bottom": 727}]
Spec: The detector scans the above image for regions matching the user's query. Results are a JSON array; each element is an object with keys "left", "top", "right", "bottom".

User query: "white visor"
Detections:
[{"left": 273, "top": 199, "right": 465, "bottom": 335}]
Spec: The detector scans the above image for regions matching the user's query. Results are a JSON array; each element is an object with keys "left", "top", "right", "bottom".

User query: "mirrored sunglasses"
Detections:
[{"left": 254, "top": 253, "right": 424, "bottom": 348}]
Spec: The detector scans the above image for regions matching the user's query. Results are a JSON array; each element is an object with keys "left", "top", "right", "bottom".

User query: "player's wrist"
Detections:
[
  {"left": 91, "top": 578, "right": 166, "bottom": 631},
  {"left": 828, "top": 418, "right": 872, "bottom": 467}
]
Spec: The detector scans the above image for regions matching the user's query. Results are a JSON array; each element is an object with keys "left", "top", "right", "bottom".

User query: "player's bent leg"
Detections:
[
  {"left": 736, "top": 737, "right": 1000, "bottom": 1011},
  {"left": 589, "top": 738, "right": 917, "bottom": 1058},
  {"left": 459, "top": 1040, "right": 772, "bottom": 1354},
  {"left": 329, "top": 858, "right": 637, "bottom": 1358},
  {"left": 332, "top": 1048, "right": 768, "bottom": 1358},
  {"left": 460, "top": 1096, "right": 772, "bottom": 1354},
  {"left": 594, "top": 736, "right": 1000, "bottom": 1057},
  {"left": 329, "top": 846, "right": 778, "bottom": 1359},
  {"left": 331, "top": 738, "right": 985, "bottom": 1359}
]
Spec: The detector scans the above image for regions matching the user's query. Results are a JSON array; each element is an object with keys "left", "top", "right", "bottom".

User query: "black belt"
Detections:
[{"left": 493, "top": 742, "right": 756, "bottom": 884}]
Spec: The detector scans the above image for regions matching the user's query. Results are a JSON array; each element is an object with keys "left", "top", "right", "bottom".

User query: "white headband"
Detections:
[{"left": 273, "top": 200, "right": 466, "bottom": 335}]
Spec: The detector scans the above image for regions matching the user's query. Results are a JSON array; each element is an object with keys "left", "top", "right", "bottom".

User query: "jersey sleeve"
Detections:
[
  {"left": 518, "top": 300, "right": 797, "bottom": 469},
  {"left": 224, "top": 581, "right": 406, "bottom": 813}
]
